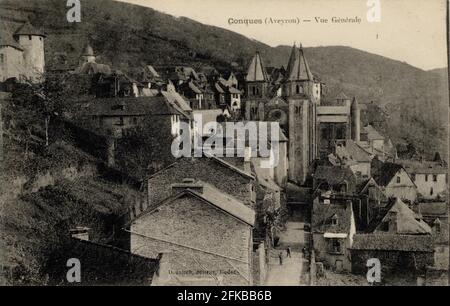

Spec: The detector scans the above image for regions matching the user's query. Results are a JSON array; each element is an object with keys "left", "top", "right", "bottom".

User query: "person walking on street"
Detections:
[
  {"left": 278, "top": 251, "right": 283, "bottom": 265},
  {"left": 286, "top": 246, "right": 291, "bottom": 258}
]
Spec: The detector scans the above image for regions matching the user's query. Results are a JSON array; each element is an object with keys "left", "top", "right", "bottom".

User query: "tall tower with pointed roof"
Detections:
[
  {"left": 245, "top": 51, "right": 268, "bottom": 99},
  {"left": 14, "top": 21, "right": 45, "bottom": 82},
  {"left": 284, "top": 43, "right": 318, "bottom": 184},
  {"left": 80, "top": 42, "right": 96, "bottom": 65},
  {"left": 283, "top": 44, "right": 315, "bottom": 99},
  {"left": 350, "top": 97, "right": 361, "bottom": 142}
]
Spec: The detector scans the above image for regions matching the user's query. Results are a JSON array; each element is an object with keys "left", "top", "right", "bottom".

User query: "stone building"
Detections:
[
  {"left": 127, "top": 180, "right": 255, "bottom": 285},
  {"left": 0, "top": 21, "right": 45, "bottom": 83},
  {"left": 311, "top": 195, "right": 357, "bottom": 272},
  {"left": 371, "top": 160, "right": 418, "bottom": 203},
  {"left": 400, "top": 159, "right": 448, "bottom": 201},
  {"left": 243, "top": 45, "right": 362, "bottom": 184}
]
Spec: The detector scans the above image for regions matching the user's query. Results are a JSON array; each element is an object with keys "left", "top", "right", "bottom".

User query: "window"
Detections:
[
  {"left": 433, "top": 174, "right": 437, "bottom": 182},
  {"left": 28, "top": 35, "right": 32, "bottom": 40},
  {"left": 425, "top": 174, "right": 429, "bottom": 182},
  {"left": 396, "top": 176, "right": 401, "bottom": 184},
  {"left": 118, "top": 117, "right": 124, "bottom": 126},
  {"left": 330, "top": 239, "right": 342, "bottom": 254},
  {"left": 411, "top": 173, "right": 415, "bottom": 181},
  {"left": 0, "top": 54, "right": 3, "bottom": 64},
  {"left": 430, "top": 187, "right": 434, "bottom": 196},
  {"left": 331, "top": 215, "right": 339, "bottom": 226},
  {"left": 434, "top": 220, "right": 441, "bottom": 233}
]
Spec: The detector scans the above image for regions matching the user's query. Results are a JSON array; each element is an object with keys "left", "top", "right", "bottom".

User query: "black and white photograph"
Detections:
[{"left": 0, "top": 0, "right": 448, "bottom": 288}]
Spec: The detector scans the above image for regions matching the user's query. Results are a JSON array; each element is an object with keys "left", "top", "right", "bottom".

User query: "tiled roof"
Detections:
[
  {"left": 83, "top": 96, "right": 180, "bottom": 117},
  {"left": 414, "top": 202, "right": 448, "bottom": 217},
  {"left": 192, "top": 181, "right": 255, "bottom": 225},
  {"left": 352, "top": 234, "right": 434, "bottom": 252},
  {"left": 363, "top": 125, "right": 384, "bottom": 140},
  {"left": 136, "top": 180, "right": 255, "bottom": 226},
  {"left": 188, "top": 81, "right": 203, "bottom": 94},
  {"left": 371, "top": 161, "right": 404, "bottom": 187},
  {"left": 314, "top": 165, "right": 356, "bottom": 187},
  {"left": 286, "top": 183, "right": 311, "bottom": 204},
  {"left": 14, "top": 21, "right": 45, "bottom": 37},
  {"left": 345, "top": 140, "right": 372, "bottom": 162},
  {"left": 245, "top": 52, "right": 268, "bottom": 82},
  {"left": 374, "top": 198, "right": 432, "bottom": 234},
  {"left": 312, "top": 198, "right": 353, "bottom": 233},
  {"left": 228, "top": 86, "right": 241, "bottom": 94},
  {"left": 399, "top": 159, "right": 447, "bottom": 175},
  {"left": 160, "top": 91, "right": 192, "bottom": 116},
  {"left": 285, "top": 44, "right": 313, "bottom": 81},
  {"left": 75, "top": 62, "right": 112, "bottom": 75},
  {"left": 0, "top": 22, "right": 24, "bottom": 51}
]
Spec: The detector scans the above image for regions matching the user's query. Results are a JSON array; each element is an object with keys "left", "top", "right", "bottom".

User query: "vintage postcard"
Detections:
[{"left": 0, "top": 0, "right": 448, "bottom": 288}]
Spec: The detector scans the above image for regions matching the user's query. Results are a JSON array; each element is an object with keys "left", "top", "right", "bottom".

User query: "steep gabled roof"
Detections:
[
  {"left": 14, "top": 21, "right": 45, "bottom": 37},
  {"left": 363, "top": 125, "right": 384, "bottom": 140},
  {"left": 245, "top": 51, "right": 268, "bottom": 82},
  {"left": 372, "top": 162, "right": 405, "bottom": 187},
  {"left": 0, "top": 22, "right": 24, "bottom": 51},
  {"left": 314, "top": 165, "right": 356, "bottom": 187},
  {"left": 374, "top": 198, "right": 432, "bottom": 234},
  {"left": 312, "top": 198, "right": 353, "bottom": 234},
  {"left": 285, "top": 44, "right": 313, "bottom": 81},
  {"left": 352, "top": 234, "right": 434, "bottom": 252},
  {"left": 133, "top": 181, "right": 255, "bottom": 226},
  {"left": 345, "top": 140, "right": 372, "bottom": 162}
]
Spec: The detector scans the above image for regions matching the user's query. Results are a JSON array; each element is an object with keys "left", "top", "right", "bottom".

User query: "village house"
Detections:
[
  {"left": 334, "top": 139, "right": 373, "bottom": 178},
  {"left": 80, "top": 95, "right": 190, "bottom": 139},
  {"left": 400, "top": 159, "right": 448, "bottom": 201},
  {"left": 354, "top": 177, "right": 389, "bottom": 230},
  {"left": 351, "top": 198, "right": 435, "bottom": 276},
  {"left": 312, "top": 165, "right": 358, "bottom": 194},
  {"left": 0, "top": 21, "right": 45, "bottom": 83},
  {"left": 371, "top": 159, "right": 418, "bottom": 203},
  {"left": 127, "top": 180, "right": 255, "bottom": 285},
  {"left": 146, "top": 155, "right": 257, "bottom": 211},
  {"left": 311, "top": 195, "right": 357, "bottom": 272},
  {"left": 413, "top": 201, "right": 449, "bottom": 270}
]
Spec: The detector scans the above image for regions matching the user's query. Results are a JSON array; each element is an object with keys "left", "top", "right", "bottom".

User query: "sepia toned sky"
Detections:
[{"left": 116, "top": 0, "right": 448, "bottom": 70}]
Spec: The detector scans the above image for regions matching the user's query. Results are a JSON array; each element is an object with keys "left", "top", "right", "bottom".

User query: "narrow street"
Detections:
[{"left": 265, "top": 219, "right": 310, "bottom": 286}]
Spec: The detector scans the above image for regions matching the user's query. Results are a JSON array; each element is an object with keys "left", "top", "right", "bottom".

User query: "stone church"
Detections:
[
  {"left": 244, "top": 44, "right": 361, "bottom": 184},
  {"left": 0, "top": 21, "right": 45, "bottom": 83}
]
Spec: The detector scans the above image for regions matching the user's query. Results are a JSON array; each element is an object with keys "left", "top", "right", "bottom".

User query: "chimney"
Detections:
[
  {"left": 387, "top": 211, "right": 398, "bottom": 233},
  {"left": 171, "top": 178, "right": 204, "bottom": 194}
]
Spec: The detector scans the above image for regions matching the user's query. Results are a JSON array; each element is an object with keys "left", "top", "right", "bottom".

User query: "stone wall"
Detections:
[
  {"left": 130, "top": 195, "right": 253, "bottom": 285},
  {"left": 147, "top": 157, "right": 255, "bottom": 209},
  {"left": 351, "top": 249, "right": 434, "bottom": 274}
]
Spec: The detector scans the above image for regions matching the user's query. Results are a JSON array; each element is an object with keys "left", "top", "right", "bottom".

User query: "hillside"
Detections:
[{"left": 0, "top": 0, "right": 448, "bottom": 158}]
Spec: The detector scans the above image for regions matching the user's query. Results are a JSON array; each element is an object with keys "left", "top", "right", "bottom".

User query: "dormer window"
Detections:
[
  {"left": 434, "top": 219, "right": 441, "bottom": 233},
  {"left": 331, "top": 214, "right": 339, "bottom": 226}
]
